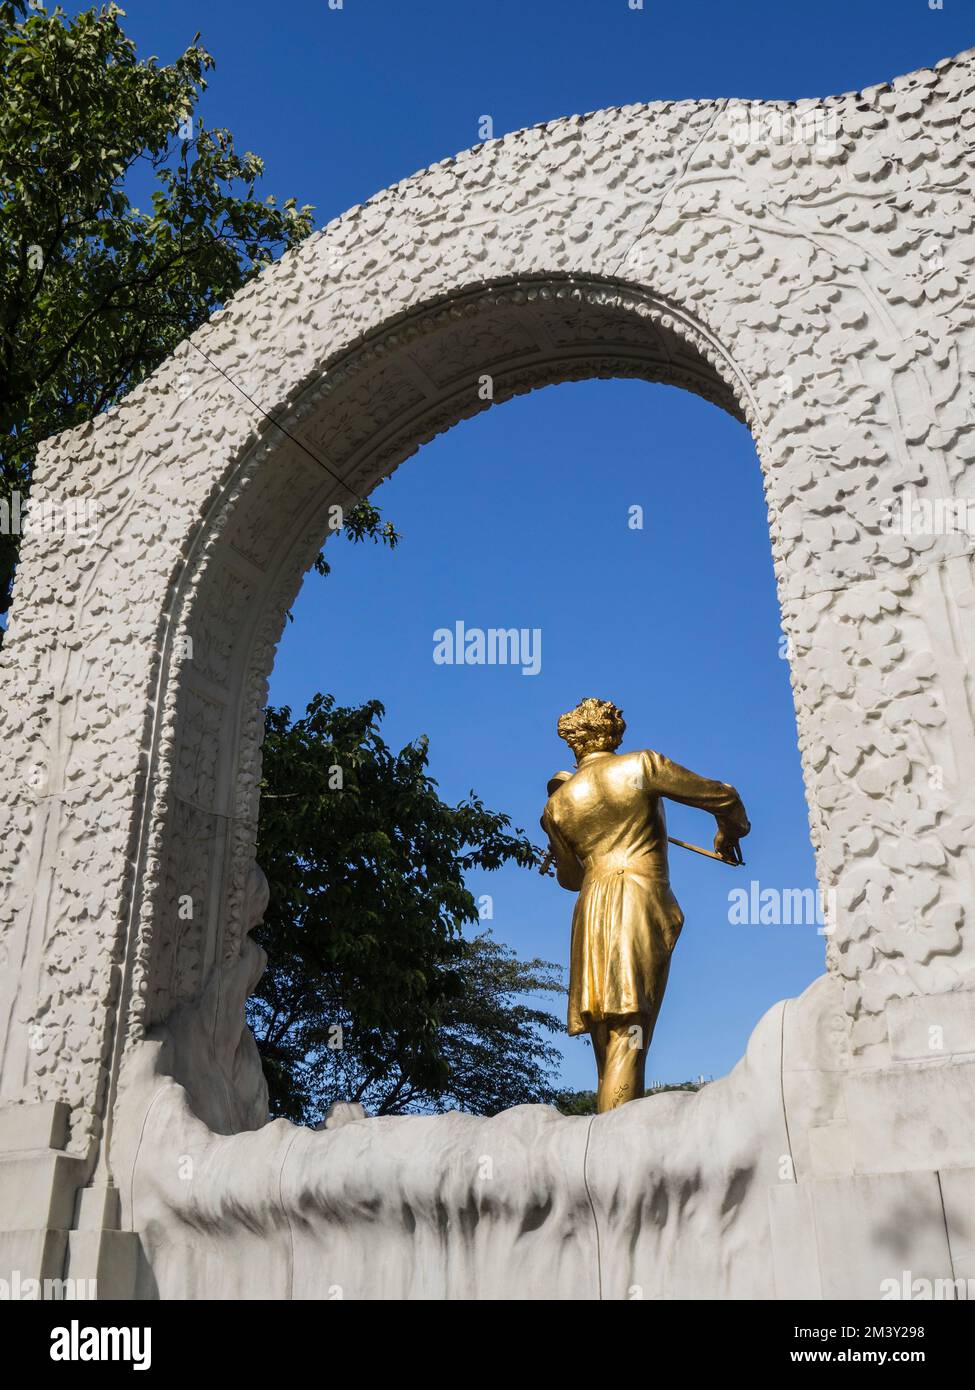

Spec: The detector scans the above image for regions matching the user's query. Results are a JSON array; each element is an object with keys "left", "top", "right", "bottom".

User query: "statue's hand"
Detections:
[{"left": 713, "top": 827, "right": 744, "bottom": 864}]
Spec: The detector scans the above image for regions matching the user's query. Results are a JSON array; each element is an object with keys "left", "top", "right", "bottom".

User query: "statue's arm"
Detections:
[
  {"left": 540, "top": 813, "right": 585, "bottom": 892},
  {"left": 642, "top": 750, "right": 750, "bottom": 847}
]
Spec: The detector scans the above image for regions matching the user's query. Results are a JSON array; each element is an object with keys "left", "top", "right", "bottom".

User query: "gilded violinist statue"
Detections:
[{"left": 540, "top": 698, "right": 750, "bottom": 1113}]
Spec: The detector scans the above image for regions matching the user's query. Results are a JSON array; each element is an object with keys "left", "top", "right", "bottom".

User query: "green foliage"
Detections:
[
  {"left": 0, "top": 2, "right": 395, "bottom": 617},
  {"left": 553, "top": 1089, "right": 598, "bottom": 1116},
  {"left": 252, "top": 695, "right": 563, "bottom": 1121},
  {"left": 553, "top": 1080, "right": 708, "bottom": 1116},
  {"left": 313, "top": 498, "right": 400, "bottom": 580}
]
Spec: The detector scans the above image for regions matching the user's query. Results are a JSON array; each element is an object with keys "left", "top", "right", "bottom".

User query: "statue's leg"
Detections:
[
  {"left": 589, "top": 1019, "right": 608, "bottom": 1097},
  {"left": 596, "top": 1014, "right": 649, "bottom": 1111}
]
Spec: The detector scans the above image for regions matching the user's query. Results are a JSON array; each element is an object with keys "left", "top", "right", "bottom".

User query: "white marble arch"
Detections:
[{"left": 1, "top": 50, "right": 975, "bottom": 1299}]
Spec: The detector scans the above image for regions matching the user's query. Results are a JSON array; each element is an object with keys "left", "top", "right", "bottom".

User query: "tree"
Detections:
[
  {"left": 251, "top": 695, "right": 564, "bottom": 1122},
  {"left": 0, "top": 1, "right": 394, "bottom": 620},
  {"left": 553, "top": 1089, "right": 598, "bottom": 1116},
  {"left": 553, "top": 1080, "right": 708, "bottom": 1116}
]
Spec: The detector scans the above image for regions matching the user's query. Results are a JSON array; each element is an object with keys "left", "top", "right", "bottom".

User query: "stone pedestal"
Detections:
[{"left": 0, "top": 1103, "right": 139, "bottom": 1299}]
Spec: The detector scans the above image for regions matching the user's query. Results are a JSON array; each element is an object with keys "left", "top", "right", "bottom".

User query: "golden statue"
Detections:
[{"left": 540, "top": 698, "right": 750, "bottom": 1113}]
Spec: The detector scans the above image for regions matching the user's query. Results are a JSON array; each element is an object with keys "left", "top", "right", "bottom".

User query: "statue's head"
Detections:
[{"left": 557, "top": 698, "right": 626, "bottom": 760}]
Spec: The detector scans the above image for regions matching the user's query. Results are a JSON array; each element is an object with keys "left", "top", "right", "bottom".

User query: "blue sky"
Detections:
[{"left": 67, "top": 1, "right": 973, "bottom": 1091}]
